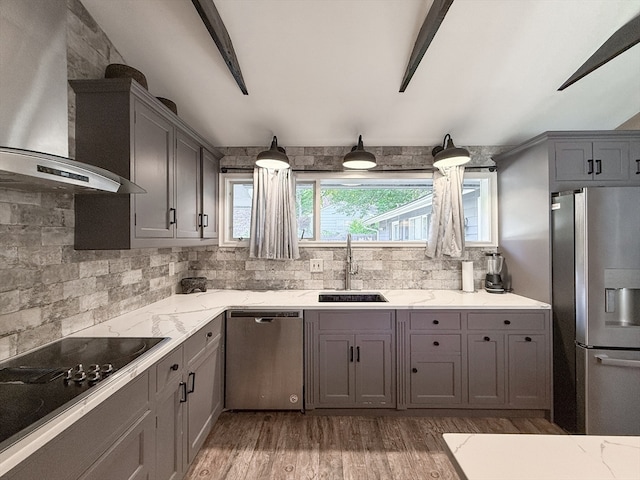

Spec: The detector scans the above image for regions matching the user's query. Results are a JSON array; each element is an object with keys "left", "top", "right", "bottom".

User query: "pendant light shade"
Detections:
[
  {"left": 256, "top": 136, "right": 290, "bottom": 169},
  {"left": 343, "top": 135, "right": 377, "bottom": 169},
  {"left": 432, "top": 134, "right": 470, "bottom": 169}
]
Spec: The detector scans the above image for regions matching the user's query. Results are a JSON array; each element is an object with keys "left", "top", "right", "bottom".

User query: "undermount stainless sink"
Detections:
[{"left": 318, "top": 292, "right": 388, "bottom": 303}]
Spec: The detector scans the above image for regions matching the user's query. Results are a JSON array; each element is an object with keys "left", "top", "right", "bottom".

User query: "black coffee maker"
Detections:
[{"left": 484, "top": 252, "right": 505, "bottom": 293}]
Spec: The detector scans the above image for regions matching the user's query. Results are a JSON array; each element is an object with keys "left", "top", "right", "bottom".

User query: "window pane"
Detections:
[
  {"left": 319, "top": 178, "right": 431, "bottom": 241},
  {"left": 296, "top": 182, "right": 314, "bottom": 240},
  {"left": 461, "top": 177, "right": 491, "bottom": 242},
  {"left": 231, "top": 182, "right": 252, "bottom": 239}
]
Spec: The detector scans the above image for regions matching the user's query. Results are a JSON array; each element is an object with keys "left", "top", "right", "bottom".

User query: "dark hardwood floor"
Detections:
[{"left": 184, "top": 412, "right": 565, "bottom": 480}]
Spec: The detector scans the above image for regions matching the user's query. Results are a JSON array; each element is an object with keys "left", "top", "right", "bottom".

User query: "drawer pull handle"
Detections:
[
  {"left": 525, "top": 336, "right": 532, "bottom": 342},
  {"left": 350, "top": 346, "right": 354, "bottom": 362},
  {"left": 179, "top": 382, "right": 187, "bottom": 403},
  {"left": 412, "top": 368, "right": 418, "bottom": 373},
  {"left": 170, "top": 363, "right": 179, "bottom": 371},
  {"left": 169, "top": 208, "right": 177, "bottom": 225},
  {"left": 636, "top": 159, "right": 640, "bottom": 174},
  {"left": 433, "top": 341, "right": 440, "bottom": 346},
  {"left": 503, "top": 320, "right": 511, "bottom": 325},
  {"left": 356, "top": 346, "right": 360, "bottom": 362},
  {"left": 433, "top": 320, "right": 439, "bottom": 325},
  {"left": 484, "top": 336, "right": 491, "bottom": 342}
]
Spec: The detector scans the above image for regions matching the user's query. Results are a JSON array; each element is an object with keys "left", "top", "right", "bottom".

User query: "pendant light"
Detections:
[
  {"left": 431, "top": 134, "right": 470, "bottom": 169},
  {"left": 256, "top": 136, "right": 290, "bottom": 169},
  {"left": 343, "top": 135, "right": 377, "bottom": 169}
]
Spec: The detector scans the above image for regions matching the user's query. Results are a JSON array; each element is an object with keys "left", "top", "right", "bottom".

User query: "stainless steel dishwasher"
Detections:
[{"left": 225, "top": 310, "right": 303, "bottom": 410}]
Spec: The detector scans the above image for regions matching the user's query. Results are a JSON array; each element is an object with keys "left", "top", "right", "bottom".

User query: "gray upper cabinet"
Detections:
[
  {"left": 554, "top": 140, "right": 630, "bottom": 183},
  {"left": 305, "top": 310, "right": 395, "bottom": 409},
  {"left": 71, "top": 78, "right": 222, "bottom": 250}
]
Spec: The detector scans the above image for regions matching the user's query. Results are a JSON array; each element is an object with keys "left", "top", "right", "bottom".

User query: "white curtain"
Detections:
[
  {"left": 249, "top": 168, "right": 300, "bottom": 260},
  {"left": 426, "top": 166, "right": 465, "bottom": 258}
]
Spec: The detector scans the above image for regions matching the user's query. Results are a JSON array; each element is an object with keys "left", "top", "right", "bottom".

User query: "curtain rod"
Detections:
[{"left": 220, "top": 165, "right": 497, "bottom": 173}]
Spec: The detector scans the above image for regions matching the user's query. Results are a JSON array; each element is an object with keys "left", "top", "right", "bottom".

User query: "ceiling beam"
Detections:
[
  {"left": 192, "top": 0, "right": 248, "bottom": 95},
  {"left": 399, "top": 0, "right": 454, "bottom": 92},
  {"left": 558, "top": 14, "right": 640, "bottom": 91}
]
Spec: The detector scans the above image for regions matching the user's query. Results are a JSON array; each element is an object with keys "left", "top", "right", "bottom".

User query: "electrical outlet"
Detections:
[
  {"left": 169, "top": 262, "right": 175, "bottom": 276},
  {"left": 310, "top": 259, "right": 323, "bottom": 273}
]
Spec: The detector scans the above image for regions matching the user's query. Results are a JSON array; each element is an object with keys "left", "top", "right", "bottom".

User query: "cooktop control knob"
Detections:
[
  {"left": 87, "top": 371, "right": 101, "bottom": 383},
  {"left": 101, "top": 363, "right": 114, "bottom": 375},
  {"left": 73, "top": 370, "right": 87, "bottom": 383}
]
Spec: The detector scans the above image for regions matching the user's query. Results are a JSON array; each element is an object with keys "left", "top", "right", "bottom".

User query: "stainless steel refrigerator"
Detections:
[{"left": 552, "top": 186, "right": 640, "bottom": 435}]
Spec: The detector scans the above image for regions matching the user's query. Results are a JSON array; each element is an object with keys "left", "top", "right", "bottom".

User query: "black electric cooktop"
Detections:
[{"left": 0, "top": 337, "right": 166, "bottom": 452}]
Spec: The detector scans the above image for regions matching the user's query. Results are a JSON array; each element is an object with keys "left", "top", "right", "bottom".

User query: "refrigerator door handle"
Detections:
[{"left": 595, "top": 354, "right": 640, "bottom": 369}]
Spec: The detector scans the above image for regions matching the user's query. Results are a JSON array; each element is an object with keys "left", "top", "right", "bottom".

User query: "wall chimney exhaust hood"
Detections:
[
  {"left": 0, "top": 0, "right": 144, "bottom": 195},
  {"left": 0, "top": 147, "right": 145, "bottom": 194}
]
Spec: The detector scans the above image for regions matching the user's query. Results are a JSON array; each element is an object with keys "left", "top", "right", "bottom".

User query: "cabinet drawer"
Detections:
[
  {"left": 411, "top": 334, "right": 461, "bottom": 354},
  {"left": 185, "top": 314, "right": 223, "bottom": 363},
  {"left": 467, "top": 312, "right": 546, "bottom": 331},
  {"left": 408, "top": 312, "right": 461, "bottom": 330},
  {"left": 156, "top": 346, "right": 183, "bottom": 394},
  {"left": 315, "top": 310, "right": 394, "bottom": 331}
]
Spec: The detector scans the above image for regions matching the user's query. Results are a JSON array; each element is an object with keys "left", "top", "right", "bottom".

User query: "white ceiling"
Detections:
[{"left": 79, "top": 0, "right": 640, "bottom": 148}]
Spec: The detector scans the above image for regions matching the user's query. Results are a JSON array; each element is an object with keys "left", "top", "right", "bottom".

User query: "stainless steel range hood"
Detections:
[
  {"left": 0, "top": 0, "right": 144, "bottom": 195},
  {"left": 0, "top": 147, "right": 145, "bottom": 194}
]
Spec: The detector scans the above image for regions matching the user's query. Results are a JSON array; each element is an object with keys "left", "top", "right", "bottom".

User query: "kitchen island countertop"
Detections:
[
  {"left": 0, "top": 289, "right": 549, "bottom": 474},
  {"left": 443, "top": 433, "right": 640, "bottom": 480}
]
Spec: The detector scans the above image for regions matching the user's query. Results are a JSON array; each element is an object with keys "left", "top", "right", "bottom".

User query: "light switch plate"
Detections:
[
  {"left": 310, "top": 259, "right": 323, "bottom": 272},
  {"left": 169, "top": 262, "right": 175, "bottom": 276}
]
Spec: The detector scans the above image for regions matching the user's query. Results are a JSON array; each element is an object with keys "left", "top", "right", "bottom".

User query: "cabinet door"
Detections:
[
  {"left": 201, "top": 147, "right": 219, "bottom": 238},
  {"left": 355, "top": 334, "right": 394, "bottom": 406},
  {"left": 156, "top": 383, "right": 184, "bottom": 480},
  {"left": 632, "top": 141, "right": 640, "bottom": 182},
  {"left": 318, "top": 334, "right": 355, "bottom": 405},
  {"left": 175, "top": 130, "right": 201, "bottom": 238},
  {"left": 133, "top": 100, "right": 174, "bottom": 238},
  {"left": 467, "top": 333, "right": 505, "bottom": 405},
  {"left": 508, "top": 334, "right": 547, "bottom": 407},
  {"left": 410, "top": 353, "right": 462, "bottom": 405},
  {"left": 554, "top": 141, "right": 593, "bottom": 182},
  {"left": 79, "top": 412, "right": 155, "bottom": 480},
  {"left": 593, "top": 141, "right": 629, "bottom": 181},
  {"left": 185, "top": 342, "right": 218, "bottom": 464}
]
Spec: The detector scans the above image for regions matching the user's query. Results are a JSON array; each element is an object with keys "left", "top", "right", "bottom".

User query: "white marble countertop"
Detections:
[
  {"left": 443, "top": 433, "right": 640, "bottom": 480},
  {"left": 0, "top": 289, "right": 549, "bottom": 475}
]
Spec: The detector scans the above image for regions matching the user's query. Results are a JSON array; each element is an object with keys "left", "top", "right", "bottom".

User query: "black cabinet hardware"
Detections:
[
  {"left": 187, "top": 372, "right": 196, "bottom": 394},
  {"left": 484, "top": 336, "right": 491, "bottom": 341},
  {"left": 206, "top": 332, "right": 213, "bottom": 338},
  {"left": 356, "top": 346, "right": 360, "bottom": 362},
  {"left": 169, "top": 207, "right": 177, "bottom": 225},
  {"left": 412, "top": 368, "right": 418, "bottom": 373},
  {"left": 350, "top": 346, "right": 354, "bottom": 362},
  {"left": 170, "top": 363, "right": 179, "bottom": 371},
  {"left": 504, "top": 320, "right": 511, "bottom": 325},
  {"left": 587, "top": 159, "right": 594, "bottom": 175},
  {"left": 179, "top": 381, "right": 187, "bottom": 402},
  {"left": 433, "top": 341, "right": 440, "bottom": 346},
  {"left": 433, "top": 320, "right": 439, "bottom": 325},
  {"left": 595, "top": 159, "right": 602, "bottom": 175},
  {"left": 636, "top": 159, "right": 639, "bottom": 174},
  {"left": 525, "top": 336, "right": 532, "bottom": 342}
]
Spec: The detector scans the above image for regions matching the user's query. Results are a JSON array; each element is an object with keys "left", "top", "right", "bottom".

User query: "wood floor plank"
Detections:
[{"left": 185, "top": 412, "right": 566, "bottom": 480}]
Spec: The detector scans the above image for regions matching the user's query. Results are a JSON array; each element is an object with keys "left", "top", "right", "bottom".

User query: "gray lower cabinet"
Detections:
[
  {"left": 467, "top": 311, "right": 549, "bottom": 409},
  {"left": 154, "top": 314, "right": 225, "bottom": 480},
  {"left": 4, "top": 372, "right": 154, "bottom": 480},
  {"left": 306, "top": 310, "right": 395, "bottom": 409},
  {"left": 71, "top": 78, "right": 222, "bottom": 250},
  {"left": 401, "top": 311, "right": 464, "bottom": 407}
]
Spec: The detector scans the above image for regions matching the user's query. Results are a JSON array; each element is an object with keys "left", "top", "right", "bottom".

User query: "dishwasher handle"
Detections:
[{"left": 255, "top": 317, "right": 273, "bottom": 323}]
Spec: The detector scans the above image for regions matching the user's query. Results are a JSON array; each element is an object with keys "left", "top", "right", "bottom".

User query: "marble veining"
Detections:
[{"left": 443, "top": 433, "right": 640, "bottom": 480}]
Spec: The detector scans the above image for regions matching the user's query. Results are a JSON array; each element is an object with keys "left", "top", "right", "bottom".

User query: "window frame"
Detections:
[{"left": 219, "top": 170, "right": 498, "bottom": 248}]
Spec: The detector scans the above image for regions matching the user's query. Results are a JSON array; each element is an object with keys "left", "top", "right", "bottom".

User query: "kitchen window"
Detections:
[{"left": 220, "top": 171, "right": 497, "bottom": 247}]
